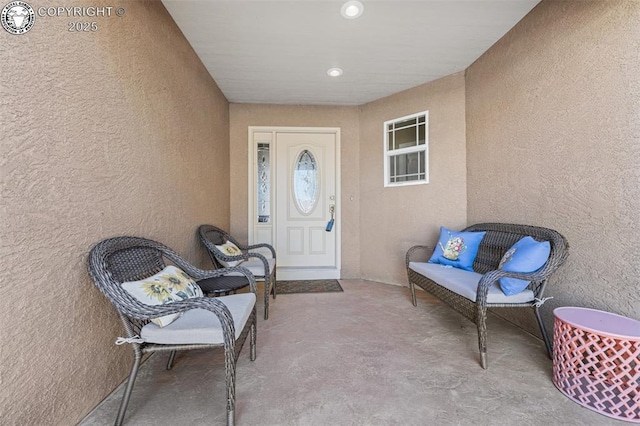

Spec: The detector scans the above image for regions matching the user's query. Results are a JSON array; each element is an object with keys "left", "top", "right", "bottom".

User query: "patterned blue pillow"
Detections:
[
  {"left": 498, "top": 236, "right": 551, "bottom": 296},
  {"left": 428, "top": 227, "right": 486, "bottom": 272}
]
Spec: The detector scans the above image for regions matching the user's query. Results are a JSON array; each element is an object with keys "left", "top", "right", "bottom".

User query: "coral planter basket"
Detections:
[{"left": 553, "top": 307, "right": 640, "bottom": 423}]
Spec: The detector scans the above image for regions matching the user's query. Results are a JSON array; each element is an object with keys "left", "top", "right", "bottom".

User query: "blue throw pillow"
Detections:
[
  {"left": 498, "top": 236, "right": 551, "bottom": 296},
  {"left": 428, "top": 227, "right": 486, "bottom": 272}
]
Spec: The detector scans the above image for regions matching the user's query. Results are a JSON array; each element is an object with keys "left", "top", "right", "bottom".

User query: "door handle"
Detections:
[{"left": 326, "top": 204, "right": 335, "bottom": 232}]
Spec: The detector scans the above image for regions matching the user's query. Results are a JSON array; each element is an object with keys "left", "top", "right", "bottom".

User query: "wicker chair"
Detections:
[
  {"left": 198, "top": 225, "right": 277, "bottom": 320},
  {"left": 87, "top": 237, "right": 257, "bottom": 426},
  {"left": 406, "top": 223, "right": 569, "bottom": 369}
]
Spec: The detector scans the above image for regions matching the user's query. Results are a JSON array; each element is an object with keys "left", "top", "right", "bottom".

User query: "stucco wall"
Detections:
[
  {"left": 0, "top": 1, "right": 229, "bottom": 424},
  {"left": 466, "top": 0, "right": 640, "bottom": 335},
  {"left": 359, "top": 72, "right": 467, "bottom": 285},
  {"left": 229, "top": 104, "right": 361, "bottom": 278}
]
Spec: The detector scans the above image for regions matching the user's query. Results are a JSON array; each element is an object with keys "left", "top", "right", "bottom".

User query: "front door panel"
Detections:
[{"left": 276, "top": 132, "right": 336, "bottom": 268}]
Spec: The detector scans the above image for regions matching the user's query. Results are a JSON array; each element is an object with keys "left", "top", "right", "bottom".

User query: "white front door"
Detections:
[
  {"left": 275, "top": 131, "right": 339, "bottom": 279},
  {"left": 248, "top": 127, "right": 340, "bottom": 281}
]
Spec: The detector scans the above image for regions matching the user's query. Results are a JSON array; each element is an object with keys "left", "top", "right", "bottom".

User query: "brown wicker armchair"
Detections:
[
  {"left": 87, "top": 236, "right": 257, "bottom": 426},
  {"left": 406, "top": 223, "right": 569, "bottom": 369},
  {"left": 198, "top": 225, "right": 277, "bottom": 320}
]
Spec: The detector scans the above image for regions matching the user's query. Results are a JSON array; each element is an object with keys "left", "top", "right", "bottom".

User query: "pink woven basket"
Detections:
[{"left": 553, "top": 307, "right": 640, "bottom": 423}]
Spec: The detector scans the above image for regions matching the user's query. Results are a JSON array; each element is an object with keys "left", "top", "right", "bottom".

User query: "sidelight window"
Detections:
[{"left": 256, "top": 143, "right": 271, "bottom": 223}]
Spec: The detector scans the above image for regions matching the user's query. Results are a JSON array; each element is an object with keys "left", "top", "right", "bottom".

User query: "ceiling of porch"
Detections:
[{"left": 161, "top": 0, "right": 540, "bottom": 106}]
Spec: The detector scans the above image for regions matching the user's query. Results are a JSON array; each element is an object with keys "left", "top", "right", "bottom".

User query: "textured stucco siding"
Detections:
[
  {"left": 0, "top": 1, "right": 229, "bottom": 424},
  {"left": 359, "top": 72, "right": 467, "bottom": 286},
  {"left": 466, "top": 0, "right": 640, "bottom": 334}
]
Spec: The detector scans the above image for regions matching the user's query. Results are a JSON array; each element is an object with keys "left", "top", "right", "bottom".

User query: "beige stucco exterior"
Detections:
[
  {"left": 1, "top": 0, "right": 638, "bottom": 424},
  {"left": 359, "top": 72, "right": 467, "bottom": 285},
  {"left": 0, "top": 1, "right": 230, "bottom": 423},
  {"left": 466, "top": 0, "right": 640, "bottom": 332}
]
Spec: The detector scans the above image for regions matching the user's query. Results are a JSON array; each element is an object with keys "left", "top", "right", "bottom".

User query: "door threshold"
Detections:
[{"left": 277, "top": 267, "right": 340, "bottom": 281}]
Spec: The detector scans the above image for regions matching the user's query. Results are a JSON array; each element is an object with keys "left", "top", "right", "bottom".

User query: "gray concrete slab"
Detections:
[{"left": 80, "top": 280, "right": 624, "bottom": 425}]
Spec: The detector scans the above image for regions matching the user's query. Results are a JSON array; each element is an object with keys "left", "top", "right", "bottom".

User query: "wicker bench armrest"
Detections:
[
  {"left": 242, "top": 251, "right": 271, "bottom": 273},
  {"left": 214, "top": 251, "right": 272, "bottom": 276},
  {"left": 244, "top": 243, "right": 276, "bottom": 259},
  {"left": 475, "top": 269, "right": 551, "bottom": 305},
  {"left": 205, "top": 250, "right": 271, "bottom": 275},
  {"left": 223, "top": 232, "right": 276, "bottom": 261},
  {"left": 406, "top": 245, "right": 434, "bottom": 269},
  {"left": 209, "top": 251, "right": 250, "bottom": 264}
]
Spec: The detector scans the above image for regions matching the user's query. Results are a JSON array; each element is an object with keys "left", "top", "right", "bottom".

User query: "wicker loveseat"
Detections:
[{"left": 406, "top": 223, "right": 569, "bottom": 369}]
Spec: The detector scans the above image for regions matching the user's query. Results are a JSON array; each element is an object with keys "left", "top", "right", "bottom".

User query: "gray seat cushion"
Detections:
[
  {"left": 240, "top": 258, "right": 276, "bottom": 277},
  {"left": 408, "top": 262, "right": 534, "bottom": 304},
  {"left": 140, "top": 293, "right": 256, "bottom": 344}
]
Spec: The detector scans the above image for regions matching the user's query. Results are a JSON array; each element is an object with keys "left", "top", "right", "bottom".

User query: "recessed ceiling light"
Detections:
[
  {"left": 341, "top": 1, "right": 364, "bottom": 19},
  {"left": 327, "top": 68, "right": 343, "bottom": 77}
]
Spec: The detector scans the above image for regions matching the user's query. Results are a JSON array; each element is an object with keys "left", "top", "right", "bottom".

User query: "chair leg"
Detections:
[
  {"left": 534, "top": 306, "right": 553, "bottom": 358},
  {"left": 263, "top": 279, "right": 270, "bottom": 320},
  {"left": 271, "top": 270, "right": 277, "bottom": 300},
  {"left": 409, "top": 281, "right": 417, "bottom": 306},
  {"left": 166, "top": 350, "right": 177, "bottom": 370},
  {"left": 476, "top": 308, "right": 488, "bottom": 369},
  {"left": 250, "top": 320, "right": 257, "bottom": 361},
  {"left": 115, "top": 353, "right": 142, "bottom": 426},
  {"left": 225, "top": 351, "right": 237, "bottom": 426}
]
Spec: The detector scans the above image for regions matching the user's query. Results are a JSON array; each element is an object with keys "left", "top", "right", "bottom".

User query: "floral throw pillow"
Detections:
[
  {"left": 428, "top": 227, "right": 486, "bottom": 272},
  {"left": 121, "top": 265, "right": 204, "bottom": 327},
  {"left": 215, "top": 241, "right": 244, "bottom": 267}
]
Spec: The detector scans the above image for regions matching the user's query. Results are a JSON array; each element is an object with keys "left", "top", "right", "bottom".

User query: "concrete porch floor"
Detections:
[{"left": 80, "top": 279, "right": 622, "bottom": 425}]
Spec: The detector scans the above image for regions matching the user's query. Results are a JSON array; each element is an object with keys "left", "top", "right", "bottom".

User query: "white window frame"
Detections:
[{"left": 383, "top": 110, "right": 429, "bottom": 187}]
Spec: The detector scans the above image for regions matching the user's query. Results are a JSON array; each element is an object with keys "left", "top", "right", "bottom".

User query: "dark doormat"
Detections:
[{"left": 276, "top": 279, "right": 343, "bottom": 294}]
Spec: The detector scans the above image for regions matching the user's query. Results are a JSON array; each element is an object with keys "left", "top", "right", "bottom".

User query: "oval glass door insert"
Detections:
[{"left": 293, "top": 149, "right": 319, "bottom": 214}]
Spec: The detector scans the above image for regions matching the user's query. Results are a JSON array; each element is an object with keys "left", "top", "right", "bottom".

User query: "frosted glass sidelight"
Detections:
[
  {"left": 293, "top": 150, "right": 319, "bottom": 214},
  {"left": 257, "top": 143, "right": 270, "bottom": 223}
]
